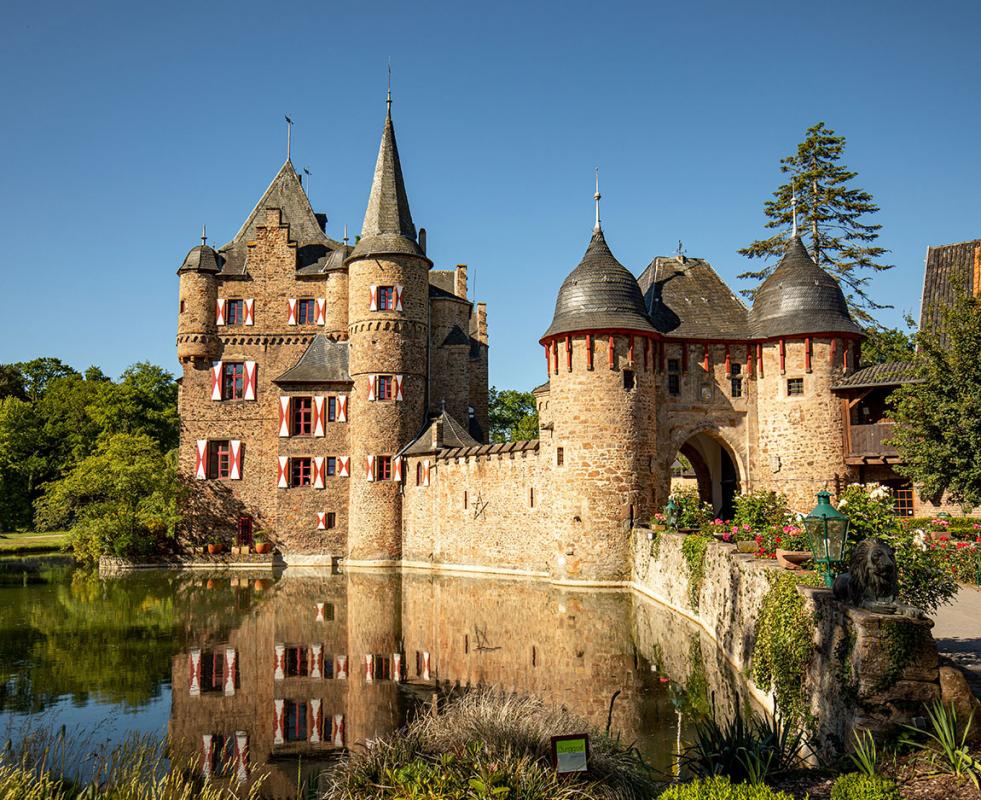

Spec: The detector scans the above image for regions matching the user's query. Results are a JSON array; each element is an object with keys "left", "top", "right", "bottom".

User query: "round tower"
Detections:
[
  {"left": 748, "top": 235, "right": 864, "bottom": 510},
  {"left": 176, "top": 231, "right": 220, "bottom": 364},
  {"left": 539, "top": 199, "right": 658, "bottom": 582},
  {"left": 346, "top": 101, "right": 431, "bottom": 564}
]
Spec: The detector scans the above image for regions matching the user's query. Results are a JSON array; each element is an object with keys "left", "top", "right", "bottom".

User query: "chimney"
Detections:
[
  {"left": 475, "top": 302, "right": 488, "bottom": 345},
  {"left": 454, "top": 264, "right": 468, "bottom": 299},
  {"left": 431, "top": 416, "right": 444, "bottom": 449},
  {"left": 419, "top": 227, "right": 427, "bottom": 255}
]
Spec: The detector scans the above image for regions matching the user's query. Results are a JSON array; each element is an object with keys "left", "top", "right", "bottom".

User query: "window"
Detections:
[
  {"left": 730, "top": 362, "right": 743, "bottom": 398},
  {"left": 179, "top": 299, "right": 185, "bottom": 314},
  {"left": 207, "top": 440, "right": 231, "bottom": 479},
  {"left": 236, "top": 516, "right": 254, "bottom": 547},
  {"left": 787, "top": 378, "right": 804, "bottom": 396},
  {"left": 285, "top": 646, "right": 310, "bottom": 677},
  {"left": 226, "top": 299, "right": 245, "bottom": 325},
  {"left": 556, "top": 447, "right": 564, "bottom": 466},
  {"left": 667, "top": 358, "right": 681, "bottom": 396},
  {"left": 892, "top": 485, "right": 914, "bottom": 517},
  {"left": 325, "top": 457, "right": 336, "bottom": 476},
  {"left": 623, "top": 369, "right": 635, "bottom": 390},
  {"left": 297, "top": 298, "right": 316, "bottom": 324},
  {"left": 290, "top": 457, "right": 313, "bottom": 487},
  {"left": 377, "top": 455, "right": 392, "bottom": 481},
  {"left": 200, "top": 650, "right": 227, "bottom": 693},
  {"left": 377, "top": 286, "right": 395, "bottom": 311},
  {"left": 376, "top": 375, "right": 393, "bottom": 400},
  {"left": 416, "top": 462, "right": 424, "bottom": 486},
  {"left": 464, "top": 490, "right": 468, "bottom": 510},
  {"left": 372, "top": 655, "right": 393, "bottom": 680},
  {"left": 292, "top": 397, "right": 313, "bottom": 435},
  {"left": 529, "top": 487, "right": 535, "bottom": 507},
  {"left": 284, "top": 700, "right": 310, "bottom": 742},
  {"left": 205, "top": 734, "right": 236, "bottom": 776},
  {"left": 325, "top": 512, "right": 336, "bottom": 529},
  {"left": 327, "top": 396, "right": 337, "bottom": 422},
  {"left": 222, "top": 362, "right": 246, "bottom": 400}
]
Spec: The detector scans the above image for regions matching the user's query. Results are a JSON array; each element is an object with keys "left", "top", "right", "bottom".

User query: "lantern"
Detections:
[{"left": 803, "top": 490, "right": 850, "bottom": 587}]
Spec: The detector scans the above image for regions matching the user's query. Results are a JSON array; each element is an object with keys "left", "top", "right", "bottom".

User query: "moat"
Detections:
[{"left": 0, "top": 555, "right": 756, "bottom": 797}]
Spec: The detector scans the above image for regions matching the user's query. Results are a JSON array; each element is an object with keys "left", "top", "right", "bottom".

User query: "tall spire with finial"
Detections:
[
  {"left": 285, "top": 115, "right": 293, "bottom": 162},
  {"left": 594, "top": 168, "right": 602, "bottom": 232},
  {"left": 343, "top": 224, "right": 349, "bottom": 245},
  {"left": 201, "top": 224, "right": 207, "bottom": 246},
  {"left": 387, "top": 60, "right": 392, "bottom": 116},
  {"left": 791, "top": 189, "right": 798, "bottom": 238}
]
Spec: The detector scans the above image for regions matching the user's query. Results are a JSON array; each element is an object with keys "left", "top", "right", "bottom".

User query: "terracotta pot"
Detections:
[
  {"left": 736, "top": 540, "right": 757, "bottom": 554},
  {"left": 651, "top": 524, "right": 667, "bottom": 532},
  {"left": 255, "top": 542, "right": 270, "bottom": 554},
  {"left": 775, "top": 549, "right": 811, "bottom": 570},
  {"left": 207, "top": 543, "right": 223, "bottom": 555}
]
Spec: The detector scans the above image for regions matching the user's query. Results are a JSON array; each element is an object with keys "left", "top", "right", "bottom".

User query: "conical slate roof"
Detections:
[
  {"left": 349, "top": 108, "right": 427, "bottom": 263},
  {"left": 749, "top": 236, "right": 861, "bottom": 339},
  {"left": 542, "top": 229, "right": 655, "bottom": 339},
  {"left": 178, "top": 244, "right": 220, "bottom": 274}
]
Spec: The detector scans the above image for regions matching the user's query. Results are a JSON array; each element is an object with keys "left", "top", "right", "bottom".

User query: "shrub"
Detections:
[
  {"left": 682, "top": 533, "right": 711, "bottom": 609},
  {"left": 670, "top": 488, "right": 715, "bottom": 530},
  {"left": 829, "top": 773, "right": 901, "bottom": 800},
  {"left": 659, "top": 776, "right": 794, "bottom": 799},
  {"left": 732, "top": 491, "right": 791, "bottom": 535}
]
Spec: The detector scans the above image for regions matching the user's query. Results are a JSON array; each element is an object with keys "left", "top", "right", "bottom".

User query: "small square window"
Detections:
[
  {"left": 207, "top": 440, "right": 231, "bottom": 479},
  {"left": 623, "top": 369, "right": 635, "bottom": 390},
  {"left": 325, "top": 456, "right": 336, "bottom": 476},
  {"left": 377, "top": 286, "right": 395, "bottom": 311},
  {"left": 787, "top": 378, "right": 804, "bottom": 396},
  {"left": 179, "top": 299, "right": 185, "bottom": 314},
  {"left": 325, "top": 512, "right": 336, "bottom": 529},
  {"left": 731, "top": 378, "right": 743, "bottom": 398},
  {"left": 556, "top": 447, "right": 564, "bottom": 466},
  {"left": 297, "top": 298, "right": 316, "bottom": 324},
  {"left": 290, "top": 457, "right": 313, "bottom": 487},
  {"left": 226, "top": 299, "right": 245, "bottom": 325},
  {"left": 292, "top": 397, "right": 313, "bottom": 435},
  {"left": 377, "top": 455, "right": 392, "bottom": 481},
  {"left": 376, "top": 375, "right": 393, "bottom": 400},
  {"left": 222, "top": 362, "right": 246, "bottom": 400}
]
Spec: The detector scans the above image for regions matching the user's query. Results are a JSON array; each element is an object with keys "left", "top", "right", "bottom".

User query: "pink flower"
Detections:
[{"left": 743, "top": 524, "right": 751, "bottom": 531}]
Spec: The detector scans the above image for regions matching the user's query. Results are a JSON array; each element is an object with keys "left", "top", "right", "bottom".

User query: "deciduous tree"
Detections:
[{"left": 488, "top": 387, "right": 539, "bottom": 443}]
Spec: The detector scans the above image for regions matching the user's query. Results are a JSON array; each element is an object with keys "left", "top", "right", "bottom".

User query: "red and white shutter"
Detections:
[
  {"left": 332, "top": 714, "right": 345, "bottom": 747},
  {"left": 316, "top": 511, "right": 327, "bottom": 530},
  {"left": 244, "top": 298, "right": 254, "bottom": 326},
  {"left": 224, "top": 647, "right": 237, "bottom": 696},
  {"left": 229, "top": 440, "right": 242, "bottom": 480},
  {"left": 393, "top": 456, "right": 403, "bottom": 482},
  {"left": 313, "top": 457, "right": 325, "bottom": 489},
  {"left": 421, "top": 651, "right": 431, "bottom": 681},
  {"left": 274, "top": 644, "right": 285, "bottom": 681},
  {"left": 278, "top": 397, "right": 291, "bottom": 437},
  {"left": 369, "top": 285, "right": 378, "bottom": 311},
  {"left": 315, "top": 298, "right": 327, "bottom": 326},
  {"left": 201, "top": 734, "right": 214, "bottom": 778},
  {"left": 273, "top": 699, "right": 285, "bottom": 745},
  {"left": 364, "top": 654, "right": 374, "bottom": 682},
  {"left": 395, "top": 284, "right": 404, "bottom": 311},
  {"left": 422, "top": 459, "right": 431, "bottom": 487},
  {"left": 244, "top": 361, "right": 257, "bottom": 401},
  {"left": 315, "top": 602, "right": 326, "bottom": 623},
  {"left": 392, "top": 653, "right": 402, "bottom": 683},
  {"left": 365, "top": 455, "right": 375, "bottom": 482},
  {"left": 234, "top": 731, "right": 248, "bottom": 783},
  {"left": 287, "top": 298, "right": 297, "bottom": 325},
  {"left": 210, "top": 362, "right": 223, "bottom": 401},
  {"left": 195, "top": 441, "right": 208, "bottom": 480},
  {"left": 367, "top": 375, "right": 376, "bottom": 401},
  {"left": 338, "top": 456, "right": 350, "bottom": 478},
  {"left": 189, "top": 648, "right": 202, "bottom": 695},
  {"left": 309, "top": 698, "right": 322, "bottom": 743},
  {"left": 313, "top": 396, "right": 325, "bottom": 437},
  {"left": 335, "top": 654, "right": 348, "bottom": 680},
  {"left": 337, "top": 394, "right": 348, "bottom": 422},
  {"left": 311, "top": 642, "right": 324, "bottom": 675},
  {"left": 394, "top": 374, "right": 404, "bottom": 401},
  {"left": 216, "top": 298, "right": 226, "bottom": 326},
  {"left": 277, "top": 456, "right": 289, "bottom": 489}
]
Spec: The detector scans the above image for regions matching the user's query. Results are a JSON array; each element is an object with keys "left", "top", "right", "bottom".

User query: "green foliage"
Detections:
[
  {"left": 829, "top": 773, "right": 901, "bottom": 800},
  {"left": 679, "top": 706, "right": 807, "bottom": 786},
  {"left": 0, "top": 364, "right": 27, "bottom": 401},
  {"left": 738, "top": 122, "right": 891, "bottom": 321},
  {"left": 682, "top": 533, "right": 711, "bottom": 609},
  {"left": 902, "top": 700, "right": 981, "bottom": 789},
  {"left": 732, "top": 491, "right": 791, "bottom": 536},
  {"left": 876, "top": 619, "right": 931, "bottom": 692},
  {"left": 487, "top": 386, "right": 539, "bottom": 443},
  {"left": 34, "top": 434, "right": 182, "bottom": 563},
  {"left": 659, "top": 777, "right": 794, "bottom": 800},
  {"left": 672, "top": 488, "right": 715, "bottom": 530},
  {"left": 15, "top": 357, "right": 79, "bottom": 401},
  {"left": 861, "top": 325, "right": 915, "bottom": 366},
  {"left": 848, "top": 729, "right": 880, "bottom": 777},
  {"left": 890, "top": 288, "right": 981, "bottom": 508},
  {"left": 751, "top": 571, "right": 822, "bottom": 723}
]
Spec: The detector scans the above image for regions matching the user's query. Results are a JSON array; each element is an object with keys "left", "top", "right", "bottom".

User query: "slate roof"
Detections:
[
  {"left": 429, "top": 283, "right": 469, "bottom": 303},
  {"left": 274, "top": 335, "right": 350, "bottom": 384},
  {"left": 748, "top": 236, "right": 862, "bottom": 339},
  {"left": 217, "top": 161, "right": 343, "bottom": 276},
  {"left": 348, "top": 109, "right": 428, "bottom": 264},
  {"left": 296, "top": 245, "right": 351, "bottom": 275},
  {"left": 178, "top": 244, "right": 221, "bottom": 274},
  {"left": 440, "top": 325, "right": 470, "bottom": 346},
  {"left": 637, "top": 256, "right": 749, "bottom": 339},
  {"left": 542, "top": 229, "right": 656, "bottom": 339},
  {"left": 919, "top": 239, "right": 981, "bottom": 334},
  {"left": 831, "top": 361, "right": 919, "bottom": 391},
  {"left": 402, "top": 410, "right": 479, "bottom": 456},
  {"left": 531, "top": 381, "right": 550, "bottom": 394}
]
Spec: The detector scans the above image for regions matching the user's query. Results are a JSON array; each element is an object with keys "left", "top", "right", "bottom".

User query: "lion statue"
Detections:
[{"left": 832, "top": 538, "right": 900, "bottom": 612}]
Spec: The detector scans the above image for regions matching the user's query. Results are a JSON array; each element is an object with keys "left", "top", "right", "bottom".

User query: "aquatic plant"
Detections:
[{"left": 659, "top": 775, "right": 794, "bottom": 799}]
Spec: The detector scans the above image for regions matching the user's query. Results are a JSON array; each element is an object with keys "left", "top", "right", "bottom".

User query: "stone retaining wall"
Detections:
[{"left": 98, "top": 553, "right": 280, "bottom": 576}]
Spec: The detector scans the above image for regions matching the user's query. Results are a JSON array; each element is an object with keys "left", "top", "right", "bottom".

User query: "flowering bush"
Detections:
[
  {"left": 751, "top": 524, "right": 808, "bottom": 558},
  {"left": 668, "top": 488, "right": 715, "bottom": 530},
  {"left": 700, "top": 518, "right": 735, "bottom": 542},
  {"left": 732, "top": 490, "right": 791, "bottom": 537}
]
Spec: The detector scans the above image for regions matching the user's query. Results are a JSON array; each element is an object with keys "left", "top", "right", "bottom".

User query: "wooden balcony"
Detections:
[{"left": 844, "top": 421, "right": 900, "bottom": 465}]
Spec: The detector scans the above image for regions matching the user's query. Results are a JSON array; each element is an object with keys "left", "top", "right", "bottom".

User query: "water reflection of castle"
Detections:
[{"left": 170, "top": 571, "right": 751, "bottom": 795}]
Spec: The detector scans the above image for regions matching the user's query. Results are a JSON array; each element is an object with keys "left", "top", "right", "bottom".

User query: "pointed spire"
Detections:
[
  {"left": 285, "top": 115, "right": 293, "bottom": 162},
  {"left": 201, "top": 224, "right": 207, "bottom": 246},
  {"left": 791, "top": 189, "right": 798, "bottom": 238},
  {"left": 593, "top": 168, "right": 602, "bottom": 232},
  {"left": 387, "top": 60, "right": 392, "bottom": 116}
]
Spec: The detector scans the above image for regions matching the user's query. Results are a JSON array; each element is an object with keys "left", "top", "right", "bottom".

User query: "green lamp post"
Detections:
[{"left": 803, "top": 490, "right": 850, "bottom": 587}]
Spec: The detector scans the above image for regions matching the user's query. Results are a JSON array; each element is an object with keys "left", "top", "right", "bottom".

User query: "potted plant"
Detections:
[
  {"left": 207, "top": 538, "right": 224, "bottom": 555},
  {"left": 774, "top": 524, "right": 812, "bottom": 570},
  {"left": 254, "top": 531, "right": 271, "bottom": 555}
]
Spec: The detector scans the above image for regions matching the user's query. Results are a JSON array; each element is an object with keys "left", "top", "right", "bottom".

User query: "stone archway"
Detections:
[{"left": 669, "top": 429, "right": 743, "bottom": 520}]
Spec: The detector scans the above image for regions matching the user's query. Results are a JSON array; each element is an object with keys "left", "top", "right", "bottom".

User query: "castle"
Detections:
[{"left": 177, "top": 98, "right": 909, "bottom": 583}]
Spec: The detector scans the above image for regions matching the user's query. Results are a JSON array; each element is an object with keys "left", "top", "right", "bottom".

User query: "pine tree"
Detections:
[{"left": 738, "top": 122, "right": 891, "bottom": 322}]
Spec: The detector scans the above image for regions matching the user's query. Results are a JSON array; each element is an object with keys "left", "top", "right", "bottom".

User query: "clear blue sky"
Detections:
[{"left": 2, "top": 0, "right": 979, "bottom": 391}]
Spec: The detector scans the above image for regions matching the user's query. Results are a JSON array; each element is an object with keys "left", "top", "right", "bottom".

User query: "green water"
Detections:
[{"left": 0, "top": 556, "right": 753, "bottom": 796}]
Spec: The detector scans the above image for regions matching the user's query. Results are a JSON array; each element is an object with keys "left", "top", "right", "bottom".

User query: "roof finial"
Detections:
[
  {"left": 594, "top": 168, "right": 602, "bottom": 232},
  {"left": 303, "top": 166, "right": 311, "bottom": 198},
  {"left": 343, "top": 223, "right": 349, "bottom": 245},
  {"left": 791, "top": 189, "right": 798, "bottom": 238},
  {"left": 201, "top": 224, "right": 207, "bottom": 246},
  {"left": 387, "top": 60, "right": 392, "bottom": 115},
  {"left": 285, "top": 114, "right": 293, "bottom": 162}
]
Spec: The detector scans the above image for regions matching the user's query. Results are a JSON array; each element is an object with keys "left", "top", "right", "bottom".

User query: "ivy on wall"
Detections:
[{"left": 682, "top": 533, "right": 711, "bottom": 610}]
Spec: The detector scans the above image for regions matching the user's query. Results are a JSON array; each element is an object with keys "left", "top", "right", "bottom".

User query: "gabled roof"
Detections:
[
  {"left": 402, "top": 410, "right": 479, "bottom": 456},
  {"left": 637, "top": 256, "right": 749, "bottom": 340},
  {"left": 748, "top": 236, "right": 862, "bottom": 339},
  {"left": 831, "top": 361, "right": 919, "bottom": 391},
  {"left": 919, "top": 239, "right": 981, "bottom": 335},
  {"left": 274, "top": 335, "right": 350, "bottom": 384},
  {"left": 218, "top": 161, "right": 342, "bottom": 275},
  {"left": 542, "top": 229, "right": 655, "bottom": 340},
  {"left": 348, "top": 109, "right": 427, "bottom": 263}
]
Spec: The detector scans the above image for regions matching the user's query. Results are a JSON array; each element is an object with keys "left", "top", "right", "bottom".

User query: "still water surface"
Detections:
[{"left": 0, "top": 556, "right": 752, "bottom": 796}]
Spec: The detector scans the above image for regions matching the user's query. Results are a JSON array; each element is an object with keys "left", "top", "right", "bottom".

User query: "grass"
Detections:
[{"left": 0, "top": 531, "right": 67, "bottom": 555}]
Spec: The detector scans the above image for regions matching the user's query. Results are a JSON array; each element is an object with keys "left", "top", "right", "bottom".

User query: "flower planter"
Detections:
[
  {"left": 255, "top": 542, "right": 271, "bottom": 555},
  {"left": 775, "top": 549, "right": 811, "bottom": 570},
  {"left": 207, "top": 543, "right": 223, "bottom": 555},
  {"left": 736, "top": 540, "right": 757, "bottom": 554}
]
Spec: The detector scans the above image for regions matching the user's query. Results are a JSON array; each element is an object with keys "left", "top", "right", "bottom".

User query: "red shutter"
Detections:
[
  {"left": 211, "top": 362, "right": 223, "bottom": 401},
  {"left": 315, "top": 298, "right": 327, "bottom": 326},
  {"left": 287, "top": 298, "right": 297, "bottom": 325},
  {"left": 805, "top": 337, "right": 812, "bottom": 373},
  {"left": 369, "top": 285, "right": 378, "bottom": 311},
  {"left": 244, "top": 298, "right": 254, "bottom": 326},
  {"left": 365, "top": 455, "right": 375, "bottom": 481},
  {"left": 216, "top": 298, "right": 226, "bottom": 326},
  {"left": 229, "top": 440, "right": 242, "bottom": 480},
  {"left": 608, "top": 336, "right": 615, "bottom": 369},
  {"left": 393, "top": 456, "right": 403, "bottom": 482},
  {"left": 779, "top": 339, "right": 786, "bottom": 374},
  {"left": 337, "top": 395, "right": 348, "bottom": 422},
  {"left": 395, "top": 284, "right": 404, "bottom": 311},
  {"left": 338, "top": 456, "right": 350, "bottom": 477},
  {"left": 195, "top": 440, "right": 208, "bottom": 480},
  {"left": 277, "top": 456, "right": 289, "bottom": 489},
  {"left": 586, "top": 334, "right": 593, "bottom": 370},
  {"left": 394, "top": 375, "right": 404, "bottom": 401},
  {"left": 314, "top": 396, "right": 325, "bottom": 437},
  {"left": 278, "top": 397, "right": 291, "bottom": 437},
  {"left": 367, "top": 375, "right": 376, "bottom": 401},
  {"left": 724, "top": 345, "right": 731, "bottom": 376},
  {"left": 332, "top": 714, "right": 345, "bottom": 746},
  {"left": 313, "top": 457, "right": 325, "bottom": 489},
  {"left": 244, "top": 361, "right": 257, "bottom": 401},
  {"left": 274, "top": 699, "right": 285, "bottom": 744},
  {"left": 317, "top": 511, "right": 327, "bottom": 530}
]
